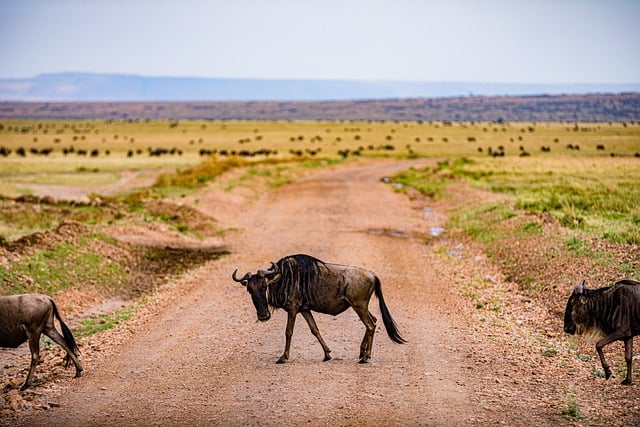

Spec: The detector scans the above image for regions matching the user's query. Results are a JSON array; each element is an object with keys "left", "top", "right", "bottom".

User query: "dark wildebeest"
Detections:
[
  {"left": 232, "top": 254, "right": 406, "bottom": 363},
  {"left": 564, "top": 279, "right": 640, "bottom": 385},
  {"left": 0, "top": 294, "right": 83, "bottom": 390}
]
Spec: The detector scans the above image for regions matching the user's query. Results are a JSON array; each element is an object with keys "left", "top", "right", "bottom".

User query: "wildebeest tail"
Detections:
[
  {"left": 374, "top": 276, "right": 407, "bottom": 344},
  {"left": 50, "top": 298, "right": 80, "bottom": 355}
]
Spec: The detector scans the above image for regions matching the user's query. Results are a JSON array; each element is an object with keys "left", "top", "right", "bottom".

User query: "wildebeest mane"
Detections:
[
  {"left": 267, "top": 254, "right": 326, "bottom": 309},
  {"left": 615, "top": 279, "right": 640, "bottom": 287}
]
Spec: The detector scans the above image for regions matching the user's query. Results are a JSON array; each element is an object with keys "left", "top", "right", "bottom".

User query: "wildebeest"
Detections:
[
  {"left": 232, "top": 254, "right": 406, "bottom": 364},
  {"left": 564, "top": 279, "right": 640, "bottom": 385},
  {"left": 0, "top": 294, "right": 83, "bottom": 390}
]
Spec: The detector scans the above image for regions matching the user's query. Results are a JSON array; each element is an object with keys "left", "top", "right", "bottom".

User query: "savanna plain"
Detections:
[{"left": 1, "top": 118, "right": 639, "bottom": 425}]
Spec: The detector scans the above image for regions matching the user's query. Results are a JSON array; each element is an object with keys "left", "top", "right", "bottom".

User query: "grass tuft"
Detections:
[
  {"left": 561, "top": 389, "right": 582, "bottom": 420},
  {"left": 76, "top": 306, "right": 134, "bottom": 337}
]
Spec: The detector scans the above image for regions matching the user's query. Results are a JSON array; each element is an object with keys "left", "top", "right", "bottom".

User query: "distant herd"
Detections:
[
  {"left": 0, "top": 144, "right": 399, "bottom": 159},
  {"left": 3, "top": 143, "right": 638, "bottom": 159}
]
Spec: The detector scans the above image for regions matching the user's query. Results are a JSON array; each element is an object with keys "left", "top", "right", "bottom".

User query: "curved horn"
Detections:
[
  {"left": 266, "top": 262, "right": 278, "bottom": 274},
  {"left": 258, "top": 262, "right": 279, "bottom": 276},
  {"left": 232, "top": 269, "right": 251, "bottom": 283}
]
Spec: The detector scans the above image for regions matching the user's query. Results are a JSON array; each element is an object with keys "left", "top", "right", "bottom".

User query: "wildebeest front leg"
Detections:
[
  {"left": 595, "top": 333, "right": 623, "bottom": 380},
  {"left": 300, "top": 311, "right": 332, "bottom": 361},
  {"left": 23, "top": 333, "right": 41, "bottom": 390},
  {"left": 596, "top": 344, "right": 612, "bottom": 380},
  {"left": 622, "top": 337, "right": 634, "bottom": 385},
  {"left": 277, "top": 311, "right": 298, "bottom": 364}
]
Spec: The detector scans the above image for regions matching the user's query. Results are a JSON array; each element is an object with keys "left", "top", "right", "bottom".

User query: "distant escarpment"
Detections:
[{"left": 1, "top": 93, "right": 639, "bottom": 122}]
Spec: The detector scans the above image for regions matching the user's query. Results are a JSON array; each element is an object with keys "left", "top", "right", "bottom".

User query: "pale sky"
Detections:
[{"left": 1, "top": 0, "right": 638, "bottom": 84}]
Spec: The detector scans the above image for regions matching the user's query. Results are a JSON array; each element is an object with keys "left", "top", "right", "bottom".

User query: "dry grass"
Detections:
[{"left": 1, "top": 119, "right": 639, "bottom": 242}]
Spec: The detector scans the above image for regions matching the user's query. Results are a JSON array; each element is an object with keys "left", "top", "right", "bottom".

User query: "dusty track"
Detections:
[
  {"left": 10, "top": 159, "right": 488, "bottom": 426},
  {"left": 5, "top": 157, "right": 640, "bottom": 426}
]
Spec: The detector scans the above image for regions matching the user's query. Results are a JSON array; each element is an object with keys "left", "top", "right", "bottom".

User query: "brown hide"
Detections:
[
  {"left": 234, "top": 254, "right": 405, "bottom": 364},
  {"left": 0, "top": 294, "right": 83, "bottom": 390},
  {"left": 564, "top": 280, "right": 640, "bottom": 385}
]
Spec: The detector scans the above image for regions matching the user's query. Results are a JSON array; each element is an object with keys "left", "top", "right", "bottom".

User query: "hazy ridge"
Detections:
[
  {"left": 1, "top": 93, "right": 639, "bottom": 122},
  {"left": 1, "top": 72, "right": 639, "bottom": 102},
  {"left": 1, "top": 73, "right": 639, "bottom": 122}
]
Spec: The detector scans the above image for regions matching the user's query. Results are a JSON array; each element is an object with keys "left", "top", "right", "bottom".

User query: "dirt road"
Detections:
[{"left": 16, "top": 159, "right": 485, "bottom": 426}]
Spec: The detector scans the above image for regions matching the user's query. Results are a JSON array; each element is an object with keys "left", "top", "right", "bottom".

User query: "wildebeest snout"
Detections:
[{"left": 257, "top": 310, "right": 271, "bottom": 321}]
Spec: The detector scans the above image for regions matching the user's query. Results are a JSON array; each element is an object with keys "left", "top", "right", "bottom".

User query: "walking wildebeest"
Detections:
[
  {"left": 0, "top": 294, "right": 83, "bottom": 390},
  {"left": 233, "top": 254, "right": 406, "bottom": 364},
  {"left": 564, "top": 279, "right": 640, "bottom": 385}
]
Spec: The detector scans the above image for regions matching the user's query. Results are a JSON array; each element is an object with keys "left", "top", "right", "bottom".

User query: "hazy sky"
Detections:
[{"left": 1, "top": 0, "right": 638, "bottom": 84}]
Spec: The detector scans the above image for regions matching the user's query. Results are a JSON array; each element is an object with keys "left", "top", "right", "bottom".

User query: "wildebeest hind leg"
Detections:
[
  {"left": 44, "top": 327, "right": 83, "bottom": 377},
  {"left": 300, "top": 311, "right": 332, "bottom": 361},
  {"left": 352, "top": 305, "right": 376, "bottom": 363}
]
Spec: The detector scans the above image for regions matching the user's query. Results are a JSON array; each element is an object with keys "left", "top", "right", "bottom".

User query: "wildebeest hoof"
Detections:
[
  {"left": 604, "top": 368, "right": 612, "bottom": 379},
  {"left": 358, "top": 357, "right": 370, "bottom": 364},
  {"left": 323, "top": 355, "right": 332, "bottom": 362},
  {"left": 276, "top": 357, "right": 287, "bottom": 364},
  {"left": 621, "top": 378, "right": 632, "bottom": 385}
]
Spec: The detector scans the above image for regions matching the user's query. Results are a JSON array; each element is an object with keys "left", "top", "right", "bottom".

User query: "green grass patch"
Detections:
[
  {"left": 521, "top": 222, "right": 543, "bottom": 234},
  {"left": 446, "top": 156, "right": 640, "bottom": 244},
  {"left": 0, "top": 203, "right": 61, "bottom": 241},
  {"left": 154, "top": 157, "right": 245, "bottom": 189},
  {"left": 389, "top": 159, "right": 465, "bottom": 199},
  {"left": 0, "top": 241, "right": 127, "bottom": 295},
  {"left": 565, "top": 236, "right": 587, "bottom": 254},
  {"left": 244, "top": 165, "right": 293, "bottom": 188},
  {"left": 576, "top": 353, "right": 593, "bottom": 362},
  {"left": 454, "top": 202, "right": 517, "bottom": 243},
  {"left": 76, "top": 305, "right": 134, "bottom": 337}
]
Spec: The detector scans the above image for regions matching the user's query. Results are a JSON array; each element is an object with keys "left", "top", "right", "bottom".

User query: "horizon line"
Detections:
[{"left": 1, "top": 72, "right": 639, "bottom": 87}]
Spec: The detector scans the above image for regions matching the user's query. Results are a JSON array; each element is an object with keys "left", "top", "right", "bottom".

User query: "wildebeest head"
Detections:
[
  {"left": 233, "top": 263, "right": 281, "bottom": 322},
  {"left": 564, "top": 280, "right": 588, "bottom": 335}
]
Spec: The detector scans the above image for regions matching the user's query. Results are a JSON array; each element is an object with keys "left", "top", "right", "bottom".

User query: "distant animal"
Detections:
[
  {"left": 232, "top": 254, "right": 406, "bottom": 364},
  {"left": 564, "top": 279, "right": 640, "bottom": 385},
  {"left": 0, "top": 294, "right": 83, "bottom": 390}
]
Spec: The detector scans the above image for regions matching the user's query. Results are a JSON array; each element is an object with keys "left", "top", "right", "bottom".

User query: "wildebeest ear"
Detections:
[{"left": 573, "top": 281, "right": 586, "bottom": 295}]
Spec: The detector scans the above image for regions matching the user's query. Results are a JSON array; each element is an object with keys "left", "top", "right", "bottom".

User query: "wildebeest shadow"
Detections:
[{"left": 123, "top": 244, "right": 230, "bottom": 298}]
